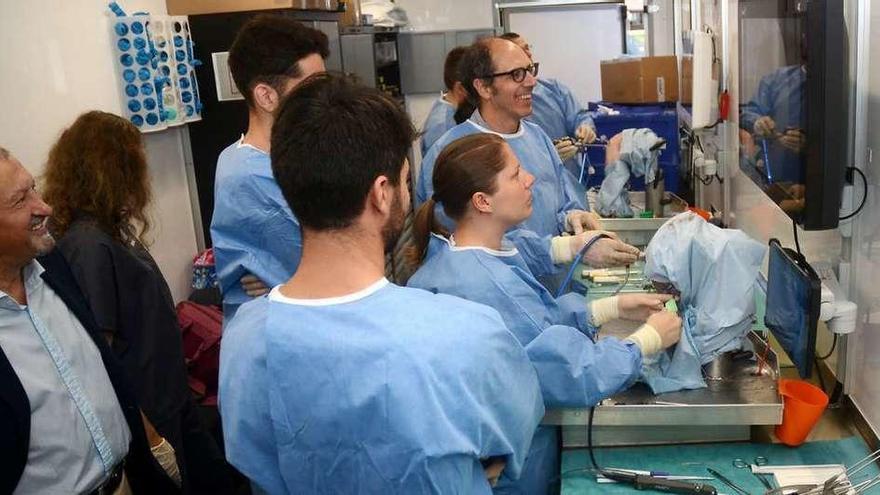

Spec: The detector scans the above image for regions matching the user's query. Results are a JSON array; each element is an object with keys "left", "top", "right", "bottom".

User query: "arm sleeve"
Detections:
[
  {"left": 540, "top": 133, "right": 588, "bottom": 224},
  {"left": 415, "top": 142, "right": 440, "bottom": 208},
  {"left": 554, "top": 292, "right": 595, "bottom": 337},
  {"left": 61, "top": 239, "right": 120, "bottom": 342},
  {"left": 740, "top": 75, "right": 775, "bottom": 132},
  {"left": 503, "top": 229, "right": 561, "bottom": 278},
  {"left": 525, "top": 326, "right": 642, "bottom": 407},
  {"left": 551, "top": 80, "right": 595, "bottom": 137},
  {"left": 212, "top": 175, "right": 300, "bottom": 294}
]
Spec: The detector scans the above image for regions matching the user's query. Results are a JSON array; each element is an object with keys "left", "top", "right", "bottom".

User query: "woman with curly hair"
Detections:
[{"left": 42, "top": 110, "right": 231, "bottom": 494}]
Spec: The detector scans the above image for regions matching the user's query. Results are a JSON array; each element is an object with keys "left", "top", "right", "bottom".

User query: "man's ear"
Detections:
[
  {"left": 252, "top": 82, "right": 282, "bottom": 113},
  {"left": 473, "top": 78, "right": 495, "bottom": 101}
]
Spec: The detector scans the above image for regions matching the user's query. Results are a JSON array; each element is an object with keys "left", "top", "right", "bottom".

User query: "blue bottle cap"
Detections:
[
  {"left": 122, "top": 69, "right": 136, "bottom": 83},
  {"left": 144, "top": 97, "right": 156, "bottom": 110},
  {"left": 176, "top": 64, "right": 187, "bottom": 76},
  {"left": 186, "top": 105, "right": 194, "bottom": 117},
  {"left": 125, "top": 84, "right": 138, "bottom": 97},
  {"left": 175, "top": 49, "right": 186, "bottom": 62},
  {"left": 146, "top": 113, "right": 159, "bottom": 125},
  {"left": 174, "top": 36, "right": 184, "bottom": 47},
  {"left": 128, "top": 99, "right": 142, "bottom": 112},
  {"left": 120, "top": 54, "right": 134, "bottom": 67},
  {"left": 114, "top": 22, "right": 129, "bottom": 36},
  {"left": 140, "top": 83, "right": 153, "bottom": 96},
  {"left": 117, "top": 38, "right": 130, "bottom": 51},
  {"left": 133, "top": 37, "right": 146, "bottom": 50},
  {"left": 131, "top": 114, "right": 144, "bottom": 127},
  {"left": 181, "top": 91, "right": 192, "bottom": 103},
  {"left": 136, "top": 50, "right": 151, "bottom": 66},
  {"left": 178, "top": 77, "right": 190, "bottom": 89},
  {"left": 160, "top": 51, "right": 169, "bottom": 62},
  {"left": 137, "top": 68, "right": 150, "bottom": 81},
  {"left": 131, "top": 22, "right": 144, "bottom": 34}
]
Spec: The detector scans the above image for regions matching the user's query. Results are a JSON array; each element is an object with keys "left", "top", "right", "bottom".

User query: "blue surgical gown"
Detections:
[
  {"left": 408, "top": 235, "right": 642, "bottom": 495},
  {"left": 527, "top": 78, "right": 596, "bottom": 178},
  {"left": 416, "top": 111, "right": 588, "bottom": 279},
  {"left": 739, "top": 65, "right": 805, "bottom": 183},
  {"left": 219, "top": 279, "right": 544, "bottom": 495},
  {"left": 210, "top": 138, "right": 301, "bottom": 320},
  {"left": 419, "top": 95, "right": 457, "bottom": 157}
]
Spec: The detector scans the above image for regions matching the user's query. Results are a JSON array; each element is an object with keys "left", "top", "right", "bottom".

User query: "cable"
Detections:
[
  {"left": 792, "top": 219, "right": 802, "bottom": 256},
  {"left": 816, "top": 334, "right": 839, "bottom": 360},
  {"left": 587, "top": 405, "right": 600, "bottom": 470},
  {"left": 609, "top": 266, "right": 632, "bottom": 297},
  {"left": 815, "top": 356, "right": 827, "bottom": 395},
  {"left": 555, "top": 234, "right": 611, "bottom": 298},
  {"left": 839, "top": 166, "right": 868, "bottom": 221}
]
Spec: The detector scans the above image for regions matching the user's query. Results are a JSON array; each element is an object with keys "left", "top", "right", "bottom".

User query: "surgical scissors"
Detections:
[{"left": 733, "top": 456, "right": 773, "bottom": 489}]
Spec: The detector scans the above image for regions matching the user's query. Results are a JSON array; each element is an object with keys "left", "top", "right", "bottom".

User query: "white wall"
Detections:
[
  {"left": 505, "top": 4, "right": 625, "bottom": 104},
  {"left": 847, "top": 0, "right": 880, "bottom": 438},
  {"left": 395, "top": 0, "right": 494, "bottom": 32},
  {"left": 395, "top": 0, "right": 495, "bottom": 172},
  {"left": 0, "top": 0, "right": 199, "bottom": 302}
]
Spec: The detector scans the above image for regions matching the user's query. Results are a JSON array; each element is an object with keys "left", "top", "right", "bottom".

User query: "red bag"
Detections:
[{"left": 177, "top": 301, "right": 223, "bottom": 406}]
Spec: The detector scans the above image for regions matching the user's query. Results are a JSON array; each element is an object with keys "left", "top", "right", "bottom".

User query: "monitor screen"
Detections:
[
  {"left": 737, "top": 0, "right": 847, "bottom": 230},
  {"left": 764, "top": 239, "right": 821, "bottom": 378}
]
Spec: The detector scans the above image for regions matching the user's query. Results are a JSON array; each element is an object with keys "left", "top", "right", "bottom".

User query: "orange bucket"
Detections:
[{"left": 775, "top": 379, "right": 829, "bottom": 446}]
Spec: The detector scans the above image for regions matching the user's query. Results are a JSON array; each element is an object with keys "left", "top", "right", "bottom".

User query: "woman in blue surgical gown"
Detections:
[{"left": 407, "top": 133, "right": 682, "bottom": 495}]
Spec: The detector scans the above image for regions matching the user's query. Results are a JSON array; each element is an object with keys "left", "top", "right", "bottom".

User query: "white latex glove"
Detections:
[
  {"left": 554, "top": 139, "right": 578, "bottom": 162},
  {"left": 624, "top": 312, "right": 682, "bottom": 356},
  {"left": 151, "top": 438, "right": 182, "bottom": 486},
  {"left": 240, "top": 274, "right": 269, "bottom": 297},
  {"left": 575, "top": 123, "right": 597, "bottom": 144},
  {"left": 753, "top": 116, "right": 777, "bottom": 137},
  {"left": 565, "top": 209, "right": 603, "bottom": 234}
]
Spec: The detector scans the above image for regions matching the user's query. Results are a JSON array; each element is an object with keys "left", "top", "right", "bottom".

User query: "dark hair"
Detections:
[
  {"left": 271, "top": 73, "right": 416, "bottom": 231},
  {"left": 443, "top": 46, "right": 468, "bottom": 91},
  {"left": 499, "top": 32, "right": 521, "bottom": 41},
  {"left": 409, "top": 134, "right": 509, "bottom": 264},
  {"left": 42, "top": 111, "right": 152, "bottom": 245},
  {"left": 228, "top": 14, "right": 330, "bottom": 107},
  {"left": 456, "top": 38, "right": 496, "bottom": 109}
]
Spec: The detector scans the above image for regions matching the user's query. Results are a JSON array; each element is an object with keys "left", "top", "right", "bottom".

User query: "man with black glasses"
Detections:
[{"left": 415, "top": 37, "right": 640, "bottom": 279}]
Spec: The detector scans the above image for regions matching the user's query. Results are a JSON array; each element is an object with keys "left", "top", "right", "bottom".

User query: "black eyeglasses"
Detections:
[{"left": 484, "top": 63, "right": 539, "bottom": 83}]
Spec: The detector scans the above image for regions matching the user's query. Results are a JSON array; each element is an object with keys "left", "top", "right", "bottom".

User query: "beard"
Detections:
[
  {"left": 381, "top": 192, "right": 407, "bottom": 253},
  {"left": 32, "top": 232, "right": 56, "bottom": 257}
]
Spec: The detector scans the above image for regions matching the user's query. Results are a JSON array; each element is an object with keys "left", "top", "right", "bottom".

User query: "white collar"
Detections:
[
  {"left": 268, "top": 278, "right": 390, "bottom": 306},
  {"left": 467, "top": 110, "right": 525, "bottom": 139},
  {"left": 236, "top": 135, "right": 268, "bottom": 155},
  {"left": 432, "top": 232, "right": 519, "bottom": 257}
]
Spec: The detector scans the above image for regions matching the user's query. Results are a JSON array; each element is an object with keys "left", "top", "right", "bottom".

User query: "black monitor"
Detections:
[
  {"left": 737, "top": 0, "right": 848, "bottom": 230},
  {"left": 764, "top": 238, "right": 821, "bottom": 378}
]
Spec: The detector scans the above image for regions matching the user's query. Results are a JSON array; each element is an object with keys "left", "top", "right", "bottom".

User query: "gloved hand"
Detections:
[
  {"left": 778, "top": 128, "right": 806, "bottom": 152},
  {"left": 241, "top": 274, "right": 270, "bottom": 297},
  {"left": 646, "top": 311, "right": 682, "bottom": 348},
  {"left": 554, "top": 138, "right": 578, "bottom": 162},
  {"left": 565, "top": 209, "right": 603, "bottom": 234},
  {"left": 753, "top": 116, "right": 777, "bottom": 137},
  {"left": 624, "top": 311, "right": 682, "bottom": 356},
  {"left": 151, "top": 438, "right": 182, "bottom": 486},
  {"left": 617, "top": 293, "right": 672, "bottom": 321},
  {"left": 575, "top": 123, "right": 597, "bottom": 144},
  {"left": 577, "top": 232, "right": 641, "bottom": 268}
]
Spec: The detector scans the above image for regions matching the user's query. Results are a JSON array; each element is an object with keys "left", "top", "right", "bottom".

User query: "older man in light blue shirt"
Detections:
[{"left": 0, "top": 261, "right": 132, "bottom": 494}]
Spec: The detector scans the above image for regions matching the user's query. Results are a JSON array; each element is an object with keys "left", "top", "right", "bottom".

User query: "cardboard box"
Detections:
[
  {"left": 600, "top": 56, "right": 679, "bottom": 104},
  {"left": 166, "top": 0, "right": 337, "bottom": 16},
  {"left": 680, "top": 55, "right": 692, "bottom": 104}
]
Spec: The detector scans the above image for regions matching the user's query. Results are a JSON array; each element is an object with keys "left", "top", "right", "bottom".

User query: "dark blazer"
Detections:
[{"left": 0, "top": 249, "right": 180, "bottom": 495}]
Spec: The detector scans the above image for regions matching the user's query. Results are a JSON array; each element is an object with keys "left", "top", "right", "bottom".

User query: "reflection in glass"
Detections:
[{"left": 738, "top": 3, "right": 807, "bottom": 217}]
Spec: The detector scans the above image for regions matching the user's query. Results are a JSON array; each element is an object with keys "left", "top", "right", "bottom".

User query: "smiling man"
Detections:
[
  {"left": 0, "top": 147, "right": 178, "bottom": 494},
  {"left": 415, "top": 38, "right": 640, "bottom": 279}
]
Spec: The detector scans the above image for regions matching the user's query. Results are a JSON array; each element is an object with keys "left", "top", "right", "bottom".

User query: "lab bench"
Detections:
[{"left": 545, "top": 214, "right": 783, "bottom": 447}]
